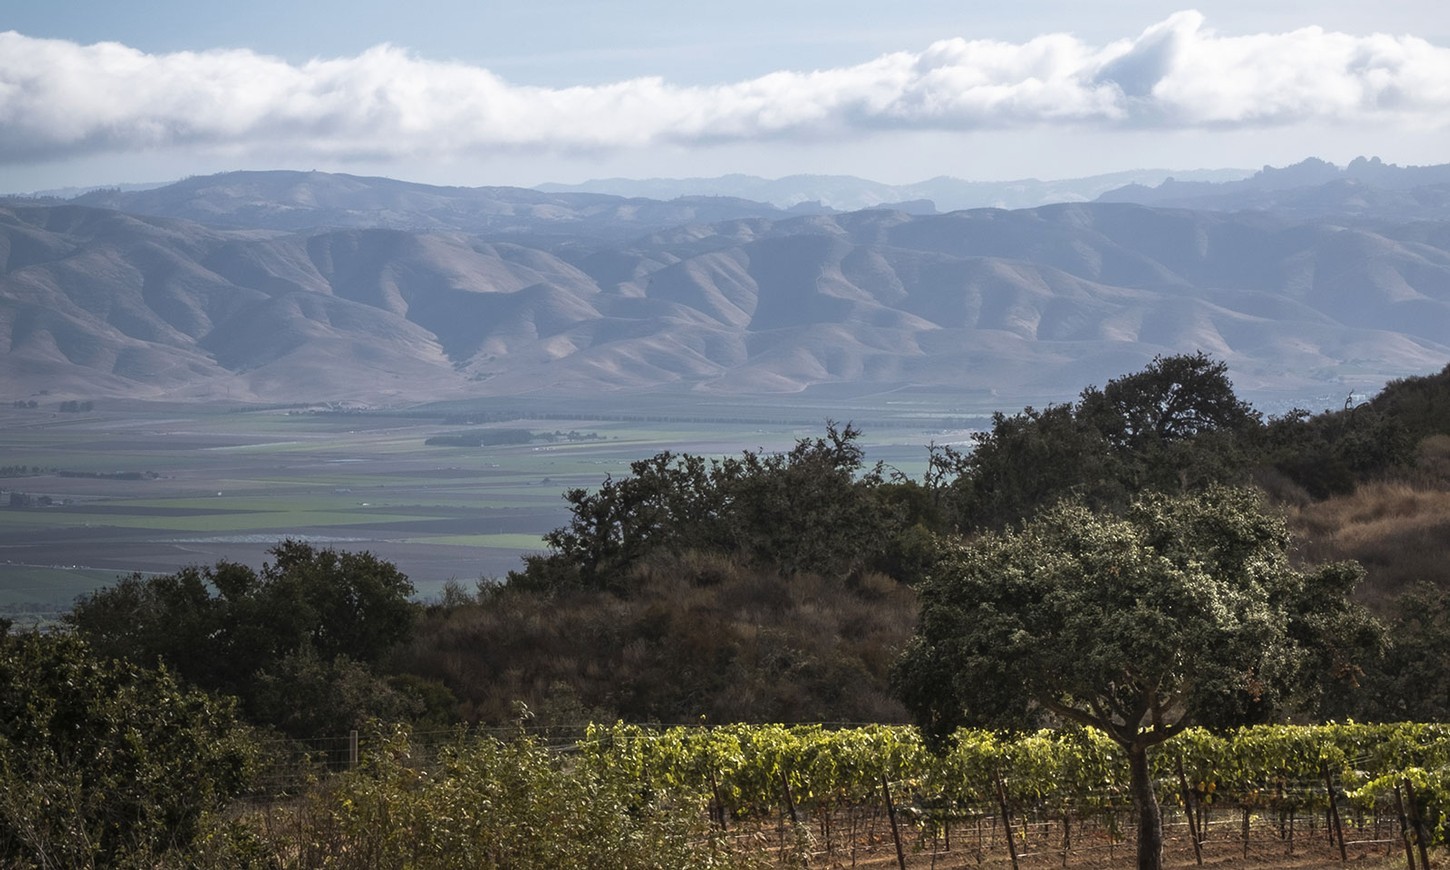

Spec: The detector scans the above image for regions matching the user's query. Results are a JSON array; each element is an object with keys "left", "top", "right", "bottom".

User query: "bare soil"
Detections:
[{"left": 734, "top": 811, "right": 1429, "bottom": 869}]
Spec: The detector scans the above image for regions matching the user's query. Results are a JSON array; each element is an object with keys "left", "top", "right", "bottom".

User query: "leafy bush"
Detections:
[
  {"left": 247, "top": 726, "right": 749, "bottom": 869},
  {"left": 67, "top": 541, "right": 431, "bottom": 738},
  {"left": 0, "top": 631, "right": 253, "bottom": 867}
]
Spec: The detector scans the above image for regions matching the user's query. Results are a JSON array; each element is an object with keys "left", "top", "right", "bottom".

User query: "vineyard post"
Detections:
[
  {"left": 1175, "top": 756, "right": 1203, "bottom": 866},
  {"left": 994, "top": 767, "right": 1021, "bottom": 870},
  {"left": 1403, "top": 779, "right": 1432, "bottom": 870},
  {"left": 1277, "top": 782, "right": 1286, "bottom": 842},
  {"left": 779, "top": 768, "right": 799, "bottom": 825},
  {"left": 1288, "top": 803, "right": 1294, "bottom": 856},
  {"left": 1393, "top": 783, "right": 1417, "bottom": 870},
  {"left": 1322, "top": 761, "right": 1347, "bottom": 862},
  {"left": 1061, "top": 811, "right": 1071, "bottom": 868},
  {"left": 708, "top": 768, "right": 727, "bottom": 831},
  {"left": 881, "top": 774, "right": 908, "bottom": 870},
  {"left": 821, "top": 803, "right": 832, "bottom": 859}
]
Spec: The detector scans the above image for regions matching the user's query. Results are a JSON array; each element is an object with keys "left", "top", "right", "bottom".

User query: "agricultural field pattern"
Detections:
[{"left": 0, "top": 394, "right": 973, "bottom": 622}]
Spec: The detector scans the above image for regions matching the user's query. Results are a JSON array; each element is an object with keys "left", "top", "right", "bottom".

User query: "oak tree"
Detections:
[{"left": 893, "top": 487, "right": 1376, "bottom": 870}]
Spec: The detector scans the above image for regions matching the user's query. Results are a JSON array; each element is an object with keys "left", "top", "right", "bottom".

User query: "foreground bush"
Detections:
[
  {"left": 0, "top": 631, "right": 253, "bottom": 868},
  {"left": 238, "top": 727, "right": 751, "bottom": 869}
]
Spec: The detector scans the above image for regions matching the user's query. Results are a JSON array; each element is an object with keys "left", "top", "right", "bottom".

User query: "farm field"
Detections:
[{"left": 0, "top": 394, "right": 971, "bottom": 621}]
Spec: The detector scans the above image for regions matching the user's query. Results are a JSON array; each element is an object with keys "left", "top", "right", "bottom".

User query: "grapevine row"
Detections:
[{"left": 574, "top": 721, "right": 1450, "bottom": 841}]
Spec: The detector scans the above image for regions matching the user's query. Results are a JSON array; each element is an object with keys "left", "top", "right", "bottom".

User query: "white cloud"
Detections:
[{"left": 1, "top": 11, "right": 1447, "bottom": 164}]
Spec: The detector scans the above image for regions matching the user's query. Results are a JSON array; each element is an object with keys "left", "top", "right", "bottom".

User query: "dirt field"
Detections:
[{"left": 718, "top": 804, "right": 1433, "bottom": 869}]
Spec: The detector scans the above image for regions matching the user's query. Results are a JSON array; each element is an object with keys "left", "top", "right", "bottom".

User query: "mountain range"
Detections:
[
  {"left": 1098, "top": 157, "right": 1450, "bottom": 223},
  {"left": 2, "top": 163, "right": 1449, "bottom": 405},
  {"left": 537, "top": 168, "right": 1251, "bottom": 213}
]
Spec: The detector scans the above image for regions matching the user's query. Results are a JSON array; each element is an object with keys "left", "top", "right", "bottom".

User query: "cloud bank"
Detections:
[{"left": 2, "top": 11, "right": 1447, "bottom": 164}]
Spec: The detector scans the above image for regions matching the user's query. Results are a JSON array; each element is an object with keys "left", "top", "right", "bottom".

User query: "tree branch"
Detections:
[{"left": 1040, "top": 697, "right": 1110, "bottom": 734}]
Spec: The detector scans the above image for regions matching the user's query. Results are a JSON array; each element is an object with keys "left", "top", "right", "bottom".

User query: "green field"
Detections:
[{"left": 0, "top": 395, "right": 981, "bottom": 618}]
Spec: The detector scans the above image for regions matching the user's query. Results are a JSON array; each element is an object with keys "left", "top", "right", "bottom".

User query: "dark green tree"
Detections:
[
  {"left": 1079, "top": 352, "right": 1258, "bottom": 450},
  {"left": 0, "top": 632, "right": 252, "bottom": 866},
  {"left": 1262, "top": 399, "right": 1417, "bottom": 498},
  {"left": 709, "top": 423, "right": 896, "bottom": 575},
  {"left": 939, "top": 402, "right": 1119, "bottom": 531},
  {"left": 67, "top": 541, "right": 422, "bottom": 737},
  {"left": 1332, "top": 583, "right": 1450, "bottom": 722},
  {"left": 258, "top": 540, "right": 417, "bottom": 665},
  {"left": 893, "top": 487, "right": 1377, "bottom": 870},
  {"left": 512, "top": 423, "right": 907, "bottom": 592},
  {"left": 941, "top": 353, "right": 1262, "bottom": 531},
  {"left": 249, "top": 644, "right": 432, "bottom": 740}
]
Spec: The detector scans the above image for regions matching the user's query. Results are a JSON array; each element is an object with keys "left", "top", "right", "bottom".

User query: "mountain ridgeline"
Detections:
[
  {"left": 3, "top": 164, "right": 1450, "bottom": 403},
  {"left": 1099, "top": 156, "right": 1450, "bottom": 222}
]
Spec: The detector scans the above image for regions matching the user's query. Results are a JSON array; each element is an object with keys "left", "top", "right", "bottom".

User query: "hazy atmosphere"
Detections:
[
  {"left": 7, "top": 4, "right": 1450, "bottom": 869},
  {"left": 3, "top": 2, "right": 1448, "bottom": 191}
]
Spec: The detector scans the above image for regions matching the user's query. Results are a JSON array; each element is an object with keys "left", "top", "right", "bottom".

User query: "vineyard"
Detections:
[{"left": 245, "top": 721, "right": 1450, "bottom": 868}]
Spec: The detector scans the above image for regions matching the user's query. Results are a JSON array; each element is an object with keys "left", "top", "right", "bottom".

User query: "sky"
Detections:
[{"left": 1, "top": 1, "right": 1447, "bottom": 193}]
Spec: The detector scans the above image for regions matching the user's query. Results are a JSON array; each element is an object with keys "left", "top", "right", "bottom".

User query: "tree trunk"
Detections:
[{"left": 1129, "top": 743, "right": 1164, "bottom": 870}]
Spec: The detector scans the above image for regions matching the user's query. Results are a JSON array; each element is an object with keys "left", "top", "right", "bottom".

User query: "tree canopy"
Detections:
[
  {"left": 510, "top": 422, "right": 910, "bottom": 592},
  {"left": 0, "top": 631, "right": 252, "bottom": 866},
  {"left": 66, "top": 541, "right": 423, "bottom": 737},
  {"left": 939, "top": 352, "right": 1262, "bottom": 530},
  {"left": 892, "top": 486, "right": 1379, "bottom": 869}
]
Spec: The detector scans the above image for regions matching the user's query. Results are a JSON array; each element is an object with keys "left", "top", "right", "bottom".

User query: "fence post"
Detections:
[
  {"left": 1322, "top": 761, "right": 1347, "bottom": 862},
  {"left": 1393, "top": 783, "right": 1417, "bottom": 870},
  {"left": 995, "top": 767, "right": 1021, "bottom": 870},
  {"left": 349, "top": 729, "right": 359, "bottom": 769},
  {"left": 1403, "top": 779, "right": 1432, "bottom": 870},
  {"left": 1176, "top": 756, "right": 1203, "bottom": 866},
  {"left": 881, "top": 774, "right": 908, "bottom": 870},
  {"left": 779, "top": 768, "right": 799, "bottom": 825}
]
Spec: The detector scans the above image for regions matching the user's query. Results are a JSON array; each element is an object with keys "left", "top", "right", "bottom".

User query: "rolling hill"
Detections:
[{"left": 3, "top": 172, "right": 1449, "bottom": 404}]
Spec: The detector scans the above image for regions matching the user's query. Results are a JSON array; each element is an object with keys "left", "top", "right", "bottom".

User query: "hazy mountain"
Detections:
[
  {"left": 66, "top": 170, "right": 804, "bottom": 237},
  {"left": 537, "top": 169, "right": 1252, "bottom": 213},
  {"left": 1098, "top": 157, "right": 1450, "bottom": 222},
  {"left": 18, "top": 181, "right": 170, "bottom": 200},
  {"left": 3, "top": 189, "right": 1449, "bottom": 404}
]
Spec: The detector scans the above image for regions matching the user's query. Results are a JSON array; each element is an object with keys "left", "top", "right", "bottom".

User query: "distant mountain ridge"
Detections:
[
  {"left": 537, "top": 169, "right": 1252, "bottom": 213},
  {"left": 63, "top": 171, "right": 808, "bottom": 238},
  {"left": 1098, "top": 157, "right": 1450, "bottom": 222},
  {"left": 3, "top": 172, "right": 1449, "bottom": 405}
]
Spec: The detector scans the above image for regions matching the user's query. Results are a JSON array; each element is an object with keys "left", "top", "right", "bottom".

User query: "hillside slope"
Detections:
[{"left": 2, "top": 198, "right": 1449, "bottom": 402}]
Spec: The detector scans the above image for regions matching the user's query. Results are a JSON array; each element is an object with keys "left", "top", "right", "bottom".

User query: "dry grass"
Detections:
[
  {"left": 1282, "top": 436, "right": 1450, "bottom": 608},
  {"left": 1284, "top": 474, "right": 1450, "bottom": 608},
  {"left": 396, "top": 551, "right": 918, "bottom": 725}
]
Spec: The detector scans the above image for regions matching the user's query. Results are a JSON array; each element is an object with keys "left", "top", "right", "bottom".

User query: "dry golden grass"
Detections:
[{"left": 1285, "top": 464, "right": 1450, "bottom": 608}]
